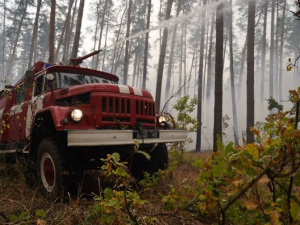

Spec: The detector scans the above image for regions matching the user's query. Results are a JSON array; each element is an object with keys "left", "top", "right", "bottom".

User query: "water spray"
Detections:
[{"left": 101, "top": 0, "right": 234, "bottom": 51}]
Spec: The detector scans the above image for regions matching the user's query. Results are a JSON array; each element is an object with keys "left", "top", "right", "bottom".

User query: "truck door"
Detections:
[{"left": 7, "top": 84, "right": 31, "bottom": 143}]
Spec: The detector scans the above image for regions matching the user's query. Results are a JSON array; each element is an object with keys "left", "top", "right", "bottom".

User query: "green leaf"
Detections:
[
  {"left": 290, "top": 200, "right": 300, "bottom": 221},
  {"left": 136, "top": 150, "right": 151, "bottom": 161},
  {"left": 245, "top": 144, "right": 259, "bottom": 160},
  {"left": 111, "top": 152, "right": 120, "bottom": 162},
  {"left": 35, "top": 209, "right": 46, "bottom": 217},
  {"left": 9, "top": 215, "right": 18, "bottom": 222},
  {"left": 294, "top": 172, "right": 300, "bottom": 187},
  {"left": 104, "top": 188, "right": 114, "bottom": 199}
]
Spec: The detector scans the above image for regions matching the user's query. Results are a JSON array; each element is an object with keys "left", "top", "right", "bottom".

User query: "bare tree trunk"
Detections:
[
  {"left": 269, "top": 0, "right": 275, "bottom": 99},
  {"left": 6, "top": 0, "right": 29, "bottom": 75},
  {"left": 260, "top": 0, "right": 268, "bottom": 113},
  {"left": 164, "top": 0, "right": 182, "bottom": 110},
  {"left": 196, "top": 0, "right": 207, "bottom": 152},
  {"left": 111, "top": 6, "right": 127, "bottom": 74},
  {"left": 55, "top": 0, "right": 74, "bottom": 63},
  {"left": 213, "top": 2, "right": 223, "bottom": 151},
  {"left": 63, "top": 0, "right": 78, "bottom": 61},
  {"left": 237, "top": 35, "right": 247, "bottom": 98},
  {"left": 2, "top": 0, "right": 6, "bottom": 84},
  {"left": 95, "top": 0, "right": 109, "bottom": 69},
  {"left": 102, "top": 18, "right": 110, "bottom": 70},
  {"left": 91, "top": 3, "right": 101, "bottom": 68},
  {"left": 183, "top": 23, "right": 187, "bottom": 95},
  {"left": 28, "top": 0, "right": 42, "bottom": 69},
  {"left": 279, "top": 0, "right": 287, "bottom": 102},
  {"left": 178, "top": 24, "right": 184, "bottom": 97},
  {"left": 142, "top": 0, "right": 151, "bottom": 90},
  {"left": 206, "top": 8, "right": 215, "bottom": 105},
  {"left": 123, "top": 0, "right": 133, "bottom": 85},
  {"left": 229, "top": 0, "right": 238, "bottom": 144},
  {"left": 247, "top": 0, "right": 255, "bottom": 143},
  {"left": 48, "top": 0, "right": 56, "bottom": 63},
  {"left": 155, "top": 0, "right": 174, "bottom": 111},
  {"left": 274, "top": 3, "right": 279, "bottom": 100},
  {"left": 70, "top": 0, "right": 85, "bottom": 59}
]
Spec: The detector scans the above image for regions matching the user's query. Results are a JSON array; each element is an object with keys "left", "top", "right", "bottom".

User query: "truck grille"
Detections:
[{"left": 100, "top": 96, "right": 155, "bottom": 128}]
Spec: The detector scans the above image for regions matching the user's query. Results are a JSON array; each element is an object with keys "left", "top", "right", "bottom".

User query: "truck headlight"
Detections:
[
  {"left": 158, "top": 116, "right": 166, "bottom": 124},
  {"left": 70, "top": 109, "right": 83, "bottom": 122}
]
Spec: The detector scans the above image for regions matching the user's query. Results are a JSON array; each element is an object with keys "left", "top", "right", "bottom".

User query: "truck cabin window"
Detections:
[
  {"left": 34, "top": 75, "right": 44, "bottom": 96},
  {"left": 15, "top": 85, "right": 25, "bottom": 105},
  {"left": 45, "top": 72, "right": 116, "bottom": 91}
]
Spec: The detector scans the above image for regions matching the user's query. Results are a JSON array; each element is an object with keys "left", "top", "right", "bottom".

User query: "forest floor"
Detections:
[{"left": 0, "top": 151, "right": 212, "bottom": 225}]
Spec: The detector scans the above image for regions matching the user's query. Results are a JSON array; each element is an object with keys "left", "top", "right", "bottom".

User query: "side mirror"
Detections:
[
  {"left": 46, "top": 73, "right": 55, "bottom": 82},
  {"left": 24, "top": 70, "right": 35, "bottom": 88},
  {"left": 4, "top": 85, "right": 13, "bottom": 89}
]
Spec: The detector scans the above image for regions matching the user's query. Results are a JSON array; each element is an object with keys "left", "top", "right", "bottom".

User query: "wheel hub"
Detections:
[{"left": 40, "top": 153, "right": 56, "bottom": 192}]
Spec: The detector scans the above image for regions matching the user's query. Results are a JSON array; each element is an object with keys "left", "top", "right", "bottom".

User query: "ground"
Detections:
[{"left": 0, "top": 151, "right": 212, "bottom": 225}]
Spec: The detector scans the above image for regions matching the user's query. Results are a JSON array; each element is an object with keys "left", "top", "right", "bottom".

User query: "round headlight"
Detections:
[
  {"left": 158, "top": 116, "right": 166, "bottom": 124},
  {"left": 70, "top": 109, "right": 83, "bottom": 122}
]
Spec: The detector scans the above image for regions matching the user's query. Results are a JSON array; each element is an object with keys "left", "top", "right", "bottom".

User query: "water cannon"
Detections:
[{"left": 69, "top": 50, "right": 102, "bottom": 66}]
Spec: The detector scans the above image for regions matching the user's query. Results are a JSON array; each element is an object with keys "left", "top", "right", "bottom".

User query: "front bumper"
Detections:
[{"left": 67, "top": 129, "right": 188, "bottom": 146}]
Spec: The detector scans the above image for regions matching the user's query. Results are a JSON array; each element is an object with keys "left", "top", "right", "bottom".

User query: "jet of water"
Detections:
[{"left": 101, "top": 0, "right": 237, "bottom": 51}]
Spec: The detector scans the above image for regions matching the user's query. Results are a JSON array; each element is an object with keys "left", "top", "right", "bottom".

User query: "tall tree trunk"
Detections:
[
  {"left": 28, "top": 0, "right": 42, "bottom": 69},
  {"left": 183, "top": 23, "right": 187, "bottom": 95},
  {"left": 279, "top": 0, "right": 287, "bottom": 102},
  {"left": 237, "top": 35, "right": 247, "bottom": 98},
  {"left": 155, "top": 0, "right": 174, "bottom": 111},
  {"left": 178, "top": 25, "right": 184, "bottom": 97},
  {"left": 91, "top": 3, "right": 101, "bottom": 68},
  {"left": 213, "top": 2, "right": 224, "bottom": 151},
  {"left": 269, "top": 0, "right": 275, "bottom": 99},
  {"left": 206, "top": 8, "right": 215, "bottom": 105},
  {"left": 102, "top": 18, "right": 110, "bottom": 70},
  {"left": 2, "top": 0, "right": 6, "bottom": 84},
  {"left": 95, "top": 0, "right": 109, "bottom": 69},
  {"left": 196, "top": 0, "right": 207, "bottom": 152},
  {"left": 142, "top": 0, "right": 151, "bottom": 90},
  {"left": 63, "top": 0, "right": 78, "bottom": 62},
  {"left": 6, "top": 0, "right": 29, "bottom": 75},
  {"left": 111, "top": 6, "right": 127, "bottom": 74},
  {"left": 48, "top": 0, "right": 56, "bottom": 63},
  {"left": 164, "top": 0, "right": 182, "bottom": 110},
  {"left": 70, "top": 0, "right": 85, "bottom": 59},
  {"left": 55, "top": 0, "right": 74, "bottom": 63},
  {"left": 260, "top": 0, "right": 268, "bottom": 113},
  {"left": 123, "top": 0, "right": 133, "bottom": 85},
  {"left": 247, "top": 0, "right": 255, "bottom": 143},
  {"left": 275, "top": 3, "right": 279, "bottom": 100},
  {"left": 229, "top": 0, "right": 238, "bottom": 144}
]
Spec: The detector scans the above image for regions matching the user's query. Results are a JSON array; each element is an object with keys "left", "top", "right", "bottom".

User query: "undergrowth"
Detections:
[{"left": 1, "top": 89, "right": 300, "bottom": 224}]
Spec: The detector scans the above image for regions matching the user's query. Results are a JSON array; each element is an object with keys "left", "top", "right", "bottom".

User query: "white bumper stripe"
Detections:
[{"left": 67, "top": 129, "right": 188, "bottom": 146}]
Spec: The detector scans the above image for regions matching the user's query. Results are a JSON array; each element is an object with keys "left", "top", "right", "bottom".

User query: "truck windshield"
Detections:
[{"left": 48, "top": 72, "right": 117, "bottom": 89}]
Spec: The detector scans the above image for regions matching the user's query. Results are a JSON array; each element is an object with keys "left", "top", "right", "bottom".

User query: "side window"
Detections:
[
  {"left": 15, "top": 85, "right": 25, "bottom": 105},
  {"left": 34, "top": 76, "right": 44, "bottom": 96}
]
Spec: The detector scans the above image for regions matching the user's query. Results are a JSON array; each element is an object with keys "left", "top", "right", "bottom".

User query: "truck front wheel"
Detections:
[
  {"left": 130, "top": 143, "right": 168, "bottom": 179},
  {"left": 37, "top": 138, "right": 65, "bottom": 200}
]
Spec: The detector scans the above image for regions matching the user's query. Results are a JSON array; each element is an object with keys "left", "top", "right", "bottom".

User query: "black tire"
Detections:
[
  {"left": 130, "top": 144, "right": 168, "bottom": 179},
  {"left": 37, "top": 137, "right": 65, "bottom": 200},
  {"left": 148, "top": 143, "right": 168, "bottom": 174}
]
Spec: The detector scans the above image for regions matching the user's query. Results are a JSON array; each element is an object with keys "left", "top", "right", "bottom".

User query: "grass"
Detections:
[{"left": 0, "top": 151, "right": 211, "bottom": 225}]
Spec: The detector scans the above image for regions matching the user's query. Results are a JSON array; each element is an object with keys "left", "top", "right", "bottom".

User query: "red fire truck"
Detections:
[{"left": 0, "top": 51, "right": 187, "bottom": 199}]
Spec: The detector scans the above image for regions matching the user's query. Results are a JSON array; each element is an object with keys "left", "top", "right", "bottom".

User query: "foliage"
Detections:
[
  {"left": 171, "top": 95, "right": 198, "bottom": 160},
  {"left": 267, "top": 97, "right": 283, "bottom": 112},
  {"left": 86, "top": 152, "right": 150, "bottom": 224}
]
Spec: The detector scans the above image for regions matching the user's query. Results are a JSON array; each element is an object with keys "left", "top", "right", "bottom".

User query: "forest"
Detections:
[
  {"left": 0, "top": 0, "right": 300, "bottom": 151},
  {"left": 1, "top": 0, "right": 300, "bottom": 224}
]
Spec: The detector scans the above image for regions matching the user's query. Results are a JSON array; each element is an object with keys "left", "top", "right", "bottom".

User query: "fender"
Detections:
[{"left": 33, "top": 106, "right": 71, "bottom": 131}]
